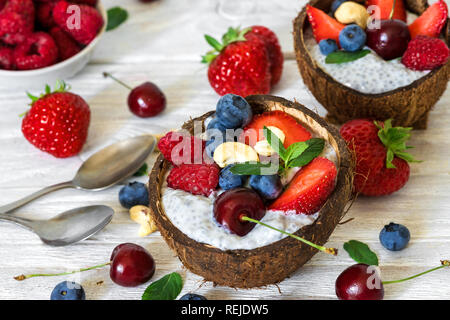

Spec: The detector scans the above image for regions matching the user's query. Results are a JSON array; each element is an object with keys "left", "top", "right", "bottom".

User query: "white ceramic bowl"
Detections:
[{"left": 0, "top": 1, "right": 107, "bottom": 88}]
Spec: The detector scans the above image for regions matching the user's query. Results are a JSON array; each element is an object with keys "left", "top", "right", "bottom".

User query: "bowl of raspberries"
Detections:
[{"left": 0, "top": 0, "right": 106, "bottom": 87}]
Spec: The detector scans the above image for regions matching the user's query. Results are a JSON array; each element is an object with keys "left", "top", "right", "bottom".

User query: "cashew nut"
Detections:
[
  {"left": 213, "top": 142, "right": 259, "bottom": 168},
  {"left": 335, "top": 2, "right": 370, "bottom": 29},
  {"left": 253, "top": 126, "right": 285, "bottom": 156},
  {"left": 129, "top": 205, "right": 158, "bottom": 237}
]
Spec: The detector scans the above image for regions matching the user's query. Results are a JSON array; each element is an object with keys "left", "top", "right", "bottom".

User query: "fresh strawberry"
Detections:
[
  {"left": 366, "top": 0, "right": 407, "bottom": 22},
  {"left": 50, "top": 27, "right": 81, "bottom": 61},
  {"left": 247, "top": 25, "right": 283, "bottom": 86},
  {"left": 408, "top": 0, "right": 448, "bottom": 39},
  {"left": 306, "top": 4, "right": 345, "bottom": 44},
  {"left": 340, "top": 119, "right": 419, "bottom": 196},
  {"left": 158, "top": 131, "right": 207, "bottom": 166},
  {"left": 269, "top": 157, "right": 337, "bottom": 215},
  {"left": 0, "top": 11, "right": 32, "bottom": 45},
  {"left": 0, "top": 45, "right": 14, "bottom": 69},
  {"left": 36, "top": 1, "right": 56, "bottom": 29},
  {"left": 202, "top": 26, "right": 272, "bottom": 97},
  {"left": 167, "top": 163, "right": 220, "bottom": 197},
  {"left": 401, "top": 35, "right": 449, "bottom": 71},
  {"left": 53, "top": 0, "right": 103, "bottom": 45},
  {"left": 21, "top": 81, "right": 91, "bottom": 158},
  {"left": 239, "top": 110, "right": 312, "bottom": 149},
  {"left": 14, "top": 32, "right": 58, "bottom": 70}
]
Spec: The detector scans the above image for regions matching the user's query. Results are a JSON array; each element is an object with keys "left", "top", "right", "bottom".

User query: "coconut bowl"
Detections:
[
  {"left": 294, "top": 0, "right": 450, "bottom": 129},
  {"left": 148, "top": 95, "right": 353, "bottom": 288}
]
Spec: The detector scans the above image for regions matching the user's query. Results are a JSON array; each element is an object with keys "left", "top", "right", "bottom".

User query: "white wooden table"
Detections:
[{"left": 0, "top": 0, "right": 449, "bottom": 300}]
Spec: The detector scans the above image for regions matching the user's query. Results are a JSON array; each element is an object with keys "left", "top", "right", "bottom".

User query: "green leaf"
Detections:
[
  {"left": 204, "top": 35, "right": 223, "bottom": 52},
  {"left": 285, "top": 141, "right": 309, "bottom": 164},
  {"left": 106, "top": 7, "right": 128, "bottom": 31},
  {"left": 344, "top": 240, "right": 379, "bottom": 266},
  {"left": 142, "top": 272, "right": 183, "bottom": 300},
  {"left": 263, "top": 126, "right": 286, "bottom": 161},
  {"left": 287, "top": 138, "right": 325, "bottom": 168},
  {"left": 133, "top": 163, "right": 148, "bottom": 177},
  {"left": 325, "top": 49, "right": 371, "bottom": 64},
  {"left": 229, "top": 162, "right": 279, "bottom": 175}
]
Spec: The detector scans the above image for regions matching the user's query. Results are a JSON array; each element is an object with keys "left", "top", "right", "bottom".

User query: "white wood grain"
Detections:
[{"left": 0, "top": 0, "right": 449, "bottom": 300}]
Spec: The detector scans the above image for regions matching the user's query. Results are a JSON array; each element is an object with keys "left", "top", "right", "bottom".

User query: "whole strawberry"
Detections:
[
  {"left": 22, "top": 81, "right": 91, "bottom": 158},
  {"left": 340, "top": 119, "right": 420, "bottom": 196},
  {"left": 53, "top": 0, "right": 103, "bottom": 45},
  {"left": 401, "top": 35, "right": 449, "bottom": 71},
  {"left": 202, "top": 26, "right": 271, "bottom": 97}
]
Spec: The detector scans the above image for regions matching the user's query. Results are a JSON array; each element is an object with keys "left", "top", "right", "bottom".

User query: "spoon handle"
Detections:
[
  {"left": 0, "top": 181, "right": 74, "bottom": 214},
  {"left": 0, "top": 213, "right": 33, "bottom": 230}
]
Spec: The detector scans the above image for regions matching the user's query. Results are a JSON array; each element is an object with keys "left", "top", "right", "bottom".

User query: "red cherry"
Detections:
[
  {"left": 335, "top": 264, "right": 384, "bottom": 300},
  {"left": 103, "top": 72, "right": 166, "bottom": 118},
  {"left": 110, "top": 243, "right": 156, "bottom": 287},
  {"left": 366, "top": 19, "right": 411, "bottom": 60},
  {"left": 213, "top": 188, "right": 266, "bottom": 236}
]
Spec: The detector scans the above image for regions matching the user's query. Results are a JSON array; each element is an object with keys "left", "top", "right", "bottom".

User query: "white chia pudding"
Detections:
[
  {"left": 160, "top": 138, "right": 338, "bottom": 251},
  {"left": 304, "top": 28, "right": 430, "bottom": 94}
]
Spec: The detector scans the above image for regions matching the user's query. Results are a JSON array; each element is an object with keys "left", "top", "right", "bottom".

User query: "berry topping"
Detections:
[
  {"left": 219, "top": 164, "right": 248, "bottom": 190},
  {"left": 339, "top": 24, "right": 366, "bottom": 52},
  {"left": 401, "top": 35, "right": 449, "bottom": 71},
  {"left": 215, "top": 94, "right": 253, "bottom": 129},
  {"left": 366, "top": 19, "right": 411, "bottom": 60},
  {"left": 157, "top": 131, "right": 206, "bottom": 165},
  {"left": 366, "top": 0, "right": 407, "bottom": 22},
  {"left": 167, "top": 163, "right": 220, "bottom": 196},
  {"left": 319, "top": 39, "right": 338, "bottom": 55},
  {"left": 213, "top": 188, "right": 266, "bottom": 236},
  {"left": 408, "top": 0, "right": 448, "bottom": 39},
  {"left": 118, "top": 182, "right": 149, "bottom": 209},
  {"left": 50, "top": 281, "right": 86, "bottom": 300},
  {"left": 269, "top": 157, "right": 337, "bottom": 215},
  {"left": 249, "top": 174, "right": 283, "bottom": 200},
  {"left": 335, "top": 264, "right": 384, "bottom": 300},
  {"left": 379, "top": 222, "right": 410, "bottom": 251},
  {"left": 306, "top": 4, "right": 345, "bottom": 45},
  {"left": 13, "top": 32, "right": 58, "bottom": 70},
  {"left": 179, "top": 293, "right": 207, "bottom": 300}
]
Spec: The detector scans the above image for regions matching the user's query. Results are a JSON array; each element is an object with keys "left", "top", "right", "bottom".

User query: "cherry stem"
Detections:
[
  {"left": 103, "top": 72, "right": 133, "bottom": 91},
  {"left": 382, "top": 260, "right": 450, "bottom": 285},
  {"left": 241, "top": 216, "right": 338, "bottom": 256},
  {"left": 13, "top": 262, "right": 111, "bottom": 281},
  {"left": 389, "top": 0, "right": 396, "bottom": 19}
]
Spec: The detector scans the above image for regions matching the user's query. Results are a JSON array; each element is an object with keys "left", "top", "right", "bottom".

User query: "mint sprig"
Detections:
[
  {"left": 325, "top": 49, "right": 371, "bottom": 64},
  {"left": 374, "top": 119, "right": 421, "bottom": 168},
  {"left": 142, "top": 272, "right": 183, "bottom": 300},
  {"left": 344, "top": 240, "right": 379, "bottom": 266}
]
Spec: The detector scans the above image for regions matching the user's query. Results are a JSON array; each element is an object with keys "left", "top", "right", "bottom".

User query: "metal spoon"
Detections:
[
  {"left": 0, "top": 135, "right": 156, "bottom": 214},
  {"left": 0, "top": 205, "right": 114, "bottom": 246}
]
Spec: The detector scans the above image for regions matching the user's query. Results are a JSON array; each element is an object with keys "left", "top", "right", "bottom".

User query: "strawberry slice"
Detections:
[
  {"left": 269, "top": 157, "right": 337, "bottom": 215},
  {"left": 366, "top": 0, "right": 407, "bottom": 22},
  {"left": 306, "top": 4, "right": 345, "bottom": 44},
  {"left": 239, "top": 110, "right": 312, "bottom": 148},
  {"left": 408, "top": 0, "right": 448, "bottom": 39}
]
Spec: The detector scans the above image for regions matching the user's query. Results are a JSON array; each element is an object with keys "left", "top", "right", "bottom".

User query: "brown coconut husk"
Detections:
[
  {"left": 293, "top": 0, "right": 450, "bottom": 129},
  {"left": 148, "top": 95, "right": 353, "bottom": 288}
]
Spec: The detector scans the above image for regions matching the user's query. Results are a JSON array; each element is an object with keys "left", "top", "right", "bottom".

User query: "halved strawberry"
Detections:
[
  {"left": 239, "top": 110, "right": 312, "bottom": 148},
  {"left": 366, "top": 0, "right": 407, "bottom": 22},
  {"left": 306, "top": 4, "right": 345, "bottom": 44},
  {"left": 269, "top": 157, "right": 337, "bottom": 215},
  {"left": 408, "top": 0, "right": 448, "bottom": 39}
]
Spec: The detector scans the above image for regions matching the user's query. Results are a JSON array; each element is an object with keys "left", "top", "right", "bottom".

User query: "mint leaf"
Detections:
[
  {"left": 106, "top": 7, "right": 128, "bottom": 31},
  {"left": 263, "top": 126, "right": 286, "bottom": 161},
  {"left": 142, "top": 272, "right": 183, "bottom": 300},
  {"left": 287, "top": 138, "right": 324, "bottom": 168},
  {"left": 344, "top": 240, "right": 379, "bottom": 266},
  {"left": 285, "top": 142, "right": 309, "bottom": 164},
  {"left": 325, "top": 49, "right": 371, "bottom": 64},
  {"left": 133, "top": 163, "right": 148, "bottom": 177},
  {"left": 229, "top": 162, "right": 279, "bottom": 175}
]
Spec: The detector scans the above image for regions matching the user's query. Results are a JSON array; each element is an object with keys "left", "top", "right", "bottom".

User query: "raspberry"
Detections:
[
  {"left": 158, "top": 131, "right": 207, "bottom": 166},
  {"left": 36, "top": 1, "right": 56, "bottom": 29},
  {"left": 50, "top": 27, "right": 81, "bottom": 61},
  {"left": 167, "top": 163, "right": 220, "bottom": 196},
  {"left": 401, "top": 35, "right": 449, "bottom": 71},
  {"left": 0, "top": 46, "right": 14, "bottom": 70},
  {"left": 14, "top": 32, "right": 58, "bottom": 70},
  {"left": 0, "top": 11, "right": 32, "bottom": 45}
]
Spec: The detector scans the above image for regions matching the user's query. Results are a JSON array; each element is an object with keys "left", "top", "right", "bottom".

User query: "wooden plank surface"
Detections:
[{"left": 0, "top": 0, "right": 449, "bottom": 300}]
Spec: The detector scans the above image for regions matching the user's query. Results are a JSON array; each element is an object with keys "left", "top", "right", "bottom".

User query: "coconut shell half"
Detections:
[
  {"left": 148, "top": 95, "right": 353, "bottom": 288},
  {"left": 294, "top": 0, "right": 450, "bottom": 129}
]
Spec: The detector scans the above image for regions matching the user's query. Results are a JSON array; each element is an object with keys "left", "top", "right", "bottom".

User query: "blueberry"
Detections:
[
  {"left": 331, "top": 0, "right": 348, "bottom": 15},
  {"left": 319, "top": 39, "right": 338, "bottom": 55},
  {"left": 219, "top": 165, "right": 248, "bottom": 190},
  {"left": 249, "top": 174, "right": 283, "bottom": 200},
  {"left": 179, "top": 293, "right": 207, "bottom": 300},
  {"left": 50, "top": 281, "right": 86, "bottom": 300},
  {"left": 379, "top": 222, "right": 410, "bottom": 251},
  {"left": 339, "top": 24, "right": 366, "bottom": 52},
  {"left": 119, "top": 182, "right": 149, "bottom": 209},
  {"left": 216, "top": 94, "right": 253, "bottom": 129},
  {"left": 207, "top": 118, "right": 227, "bottom": 135}
]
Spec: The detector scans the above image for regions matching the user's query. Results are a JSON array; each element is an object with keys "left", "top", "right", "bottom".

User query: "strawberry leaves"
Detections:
[
  {"left": 374, "top": 119, "right": 421, "bottom": 168},
  {"left": 202, "top": 27, "right": 251, "bottom": 64}
]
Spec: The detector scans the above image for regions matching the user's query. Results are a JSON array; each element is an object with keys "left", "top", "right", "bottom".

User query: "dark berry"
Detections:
[
  {"left": 216, "top": 94, "right": 253, "bottom": 129},
  {"left": 118, "top": 182, "right": 149, "bottom": 209},
  {"left": 339, "top": 24, "right": 366, "bottom": 52},
  {"left": 50, "top": 281, "right": 86, "bottom": 300},
  {"left": 366, "top": 19, "right": 411, "bottom": 60},
  {"left": 335, "top": 264, "right": 384, "bottom": 300},
  {"left": 179, "top": 293, "right": 207, "bottom": 300},
  {"left": 379, "top": 222, "right": 410, "bottom": 251},
  {"left": 128, "top": 82, "right": 166, "bottom": 118},
  {"left": 249, "top": 174, "right": 283, "bottom": 200},
  {"left": 319, "top": 39, "right": 338, "bottom": 55},
  {"left": 219, "top": 165, "right": 248, "bottom": 190},
  {"left": 331, "top": 0, "right": 348, "bottom": 15}
]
